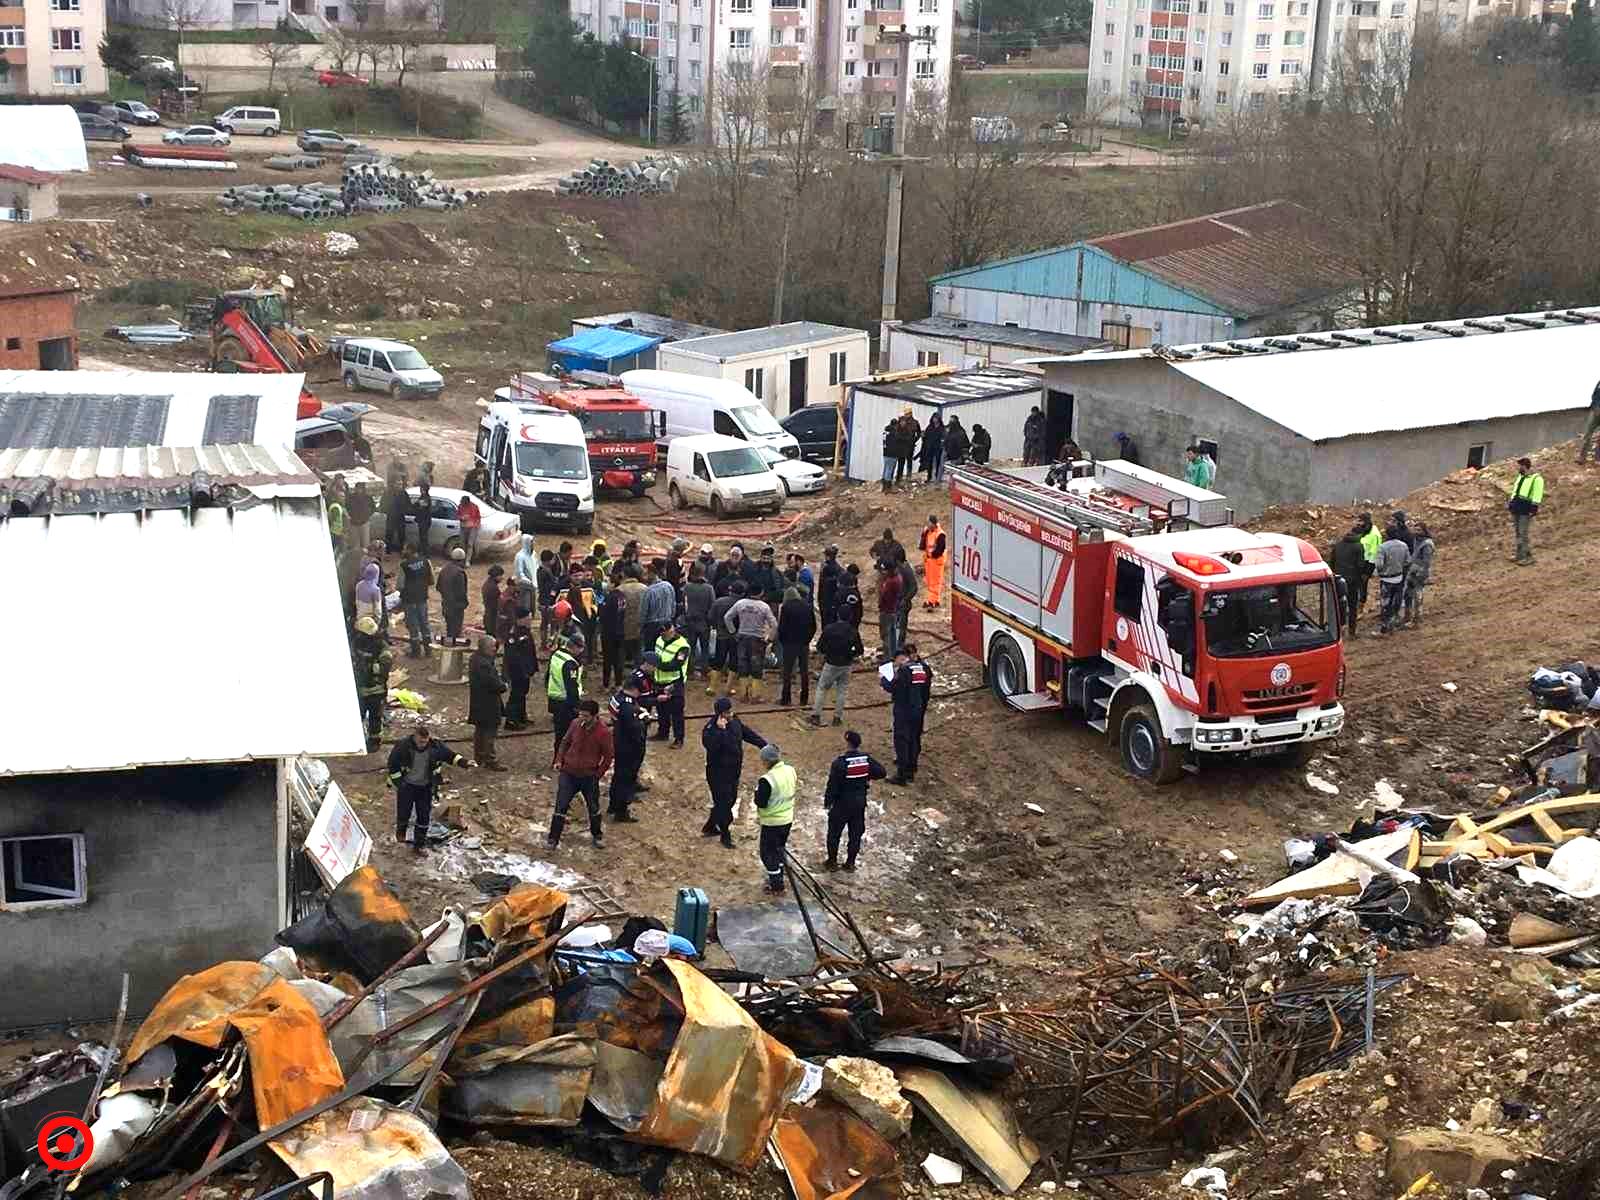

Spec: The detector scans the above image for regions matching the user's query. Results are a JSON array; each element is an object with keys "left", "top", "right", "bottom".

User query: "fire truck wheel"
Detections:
[
  {"left": 1120, "top": 703, "right": 1183, "bottom": 784},
  {"left": 987, "top": 636, "right": 1027, "bottom": 704}
]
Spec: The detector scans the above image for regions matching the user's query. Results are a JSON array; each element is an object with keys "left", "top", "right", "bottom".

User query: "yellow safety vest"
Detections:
[
  {"left": 1359, "top": 527, "right": 1381, "bottom": 563},
  {"left": 654, "top": 634, "right": 690, "bottom": 685},
  {"left": 546, "top": 649, "right": 581, "bottom": 701},
  {"left": 757, "top": 761, "right": 797, "bottom": 827}
]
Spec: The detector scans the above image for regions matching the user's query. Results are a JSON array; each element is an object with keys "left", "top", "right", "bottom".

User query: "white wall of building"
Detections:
[
  {"left": 658, "top": 330, "right": 870, "bottom": 416},
  {"left": 0, "top": 0, "right": 108, "bottom": 96}
]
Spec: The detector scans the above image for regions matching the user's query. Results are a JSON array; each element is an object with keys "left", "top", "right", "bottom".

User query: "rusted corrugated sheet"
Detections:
[
  {"left": 472, "top": 885, "right": 569, "bottom": 947},
  {"left": 443, "top": 1035, "right": 595, "bottom": 1127},
  {"left": 126, "top": 962, "right": 279, "bottom": 1064},
  {"left": 635, "top": 959, "right": 805, "bottom": 1171},
  {"left": 1088, "top": 201, "right": 1355, "bottom": 318},
  {"left": 772, "top": 1099, "right": 901, "bottom": 1200},
  {"left": 226, "top": 979, "right": 346, "bottom": 1126}
]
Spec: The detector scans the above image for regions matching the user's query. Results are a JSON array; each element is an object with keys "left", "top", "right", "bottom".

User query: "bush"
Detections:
[
  {"left": 370, "top": 84, "right": 482, "bottom": 139},
  {"left": 101, "top": 278, "right": 210, "bottom": 307},
  {"left": 358, "top": 299, "right": 388, "bottom": 320}
]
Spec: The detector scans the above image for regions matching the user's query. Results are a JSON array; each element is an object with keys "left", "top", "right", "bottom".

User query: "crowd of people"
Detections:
[
  {"left": 335, "top": 460, "right": 945, "bottom": 893},
  {"left": 879, "top": 410, "right": 991, "bottom": 492},
  {"left": 1329, "top": 509, "right": 1437, "bottom": 637}
]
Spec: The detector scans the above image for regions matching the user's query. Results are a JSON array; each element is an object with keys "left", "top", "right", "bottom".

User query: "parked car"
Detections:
[
  {"left": 779, "top": 404, "right": 839, "bottom": 467},
  {"left": 78, "top": 114, "right": 132, "bottom": 143},
  {"left": 103, "top": 100, "right": 162, "bottom": 126},
  {"left": 760, "top": 445, "right": 827, "bottom": 496},
  {"left": 954, "top": 53, "right": 985, "bottom": 70},
  {"left": 339, "top": 338, "right": 444, "bottom": 400},
  {"left": 213, "top": 106, "right": 281, "bottom": 136},
  {"left": 665, "top": 433, "right": 785, "bottom": 518},
  {"left": 402, "top": 486, "right": 522, "bottom": 558},
  {"left": 317, "top": 70, "right": 369, "bottom": 87},
  {"left": 297, "top": 129, "right": 362, "bottom": 153},
  {"left": 136, "top": 54, "right": 177, "bottom": 75},
  {"left": 164, "top": 124, "right": 231, "bottom": 147},
  {"left": 294, "top": 416, "right": 359, "bottom": 472}
]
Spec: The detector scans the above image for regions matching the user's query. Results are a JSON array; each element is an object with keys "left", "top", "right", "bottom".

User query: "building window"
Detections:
[
  {"left": 1466, "top": 442, "right": 1491, "bottom": 469},
  {"left": 730, "top": 27, "right": 751, "bottom": 47},
  {"left": 744, "top": 367, "right": 764, "bottom": 397},
  {"left": 1258, "top": 1, "right": 1273, "bottom": 12},
  {"left": 828, "top": 350, "right": 848, "bottom": 384},
  {"left": 52, "top": 65, "right": 84, "bottom": 85},
  {"left": 627, "top": 16, "right": 642, "bottom": 35},
  {"left": 1130, "top": 79, "right": 1141, "bottom": 93},
  {"left": 1220, "top": 29, "right": 1232, "bottom": 43},
  {"left": 1279, "top": 59, "right": 1300, "bottom": 72},
  {"left": 666, "top": 20, "right": 678, "bottom": 37},
  {"left": 51, "top": 0, "right": 82, "bottom": 7},
  {"left": 664, "top": 54, "right": 675, "bottom": 72},
  {"left": 1390, "top": 0, "right": 1406, "bottom": 11},
  {"left": 919, "top": 0, "right": 939, "bottom": 10},
  {"left": 1284, "top": 28, "right": 1305, "bottom": 42},
  {"left": 795, "top": 25, "right": 806, "bottom": 40},
  {"left": 1, "top": 834, "right": 87, "bottom": 910},
  {"left": 1217, "top": 87, "right": 1230, "bottom": 101},
  {"left": 844, "top": 58, "right": 856, "bottom": 73},
  {"left": 1255, "top": 31, "right": 1270, "bottom": 45},
  {"left": 730, "top": 0, "right": 752, "bottom": 10},
  {"left": 771, "top": 25, "right": 783, "bottom": 43},
  {"left": 1132, "top": 51, "right": 1142, "bottom": 64},
  {"left": 1134, "top": 21, "right": 1144, "bottom": 35},
  {"left": 917, "top": 350, "right": 940, "bottom": 366},
  {"left": 1298, "top": 1, "right": 1310, "bottom": 11},
  {"left": 643, "top": 19, "right": 659, "bottom": 37},
  {"left": 1252, "top": 60, "right": 1267, "bottom": 74},
  {"left": 609, "top": 14, "right": 621, "bottom": 34},
  {"left": 918, "top": 23, "right": 935, "bottom": 40},
  {"left": 1103, "top": 48, "right": 1113, "bottom": 62},
  {"left": 1100, "top": 76, "right": 1110, "bottom": 91},
  {"left": 691, "top": 23, "right": 703, "bottom": 41},
  {"left": 0, "top": 28, "right": 24, "bottom": 46},
  {"left": 847, "top": 24, "right": 857, "bottom": 39},
  {"left": 1106, "top": 19, "right": 1116, "bottom": 32},
  {"left": 1218, "top": 57, "right": 1229, "bottom": 72},
  {"left": 1152, "top": 23, "right": 1168, "bottom": 37},
  {"left": 689, "top": 94, "right": 702, "bottom": 111},
  {"left": 1193, "top": 27, "right": 1205, "bottom": 42},
  {"left": 1250, "top": 91, "right": 1265, "bottom": 107},
  {"left": 690, "top": 59, "right": 701, "bottom": 76},
  {"left": 1192, "top": 55, "right": 1203, "bottom": 68},
  {"left": 915, "top": 56, "right": 933, "bottom": 74},
  {"left": 1169, "top": 25, "right": 1184, "bottom": 40},
  {"left": 1223, "top": 0, "right": 1234, "bottom": 9}
]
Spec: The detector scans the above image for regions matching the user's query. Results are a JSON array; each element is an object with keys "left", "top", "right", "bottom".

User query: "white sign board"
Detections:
[{"left": 304, "top": 780, "right": 371, "bottom": 889}]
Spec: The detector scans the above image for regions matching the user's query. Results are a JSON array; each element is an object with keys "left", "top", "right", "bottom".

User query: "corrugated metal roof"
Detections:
[
  {"left": 897, "top": 316, "right": 1109, "bottom": 355},
  {"left": 0, "top": 450, "right": 363, "bottom": 775},
  {"left": 0, "top": 164, "right": 62, "bottom": 185},
  {"left": 0, "top": 443, "right": 320, "bottom": 514},
  {"left": 929, "top": 202, "right": 1356, "bottom": 319},
  {"left": 0, "top": 372, "right": 300, "bottom": 449},
  {"left": 574, "top": 311, "right": 728, "bottom": 342},
  {"left": 667, "top": 322, "right": 867, "bottom": 361},
  {"left": 856, "top": 366, "right": 1042, "bottom": 405},
  {"left": 1030, "top": 307, "right": 1600, "bottom": 442},
  {"left": 0, "top": 105, "right": 89, "bottom": 174},
  {"left": 0, "top": 282, "right": 77, "bottom": 301}
]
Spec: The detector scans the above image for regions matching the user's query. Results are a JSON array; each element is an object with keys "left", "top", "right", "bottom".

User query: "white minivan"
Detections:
[
  {"left": 340, "top": 338, "right": 445, "bottom": 400},
  {"left": 619, "top": 369, "right": 800, "bottom": 459},
  {"left": 666, "top": 434, "right": 785, "bottom": 518},
  {"left": 477, "top": 400, "right": 595, "bottom": 532},
  {"left": 213, "top": 105, "right": 282, "bottom": 136}
]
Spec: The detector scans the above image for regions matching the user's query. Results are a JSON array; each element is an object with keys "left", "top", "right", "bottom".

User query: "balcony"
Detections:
[
  {"left": 865, "top": 6, "right": 905, "bottom": 22},
  {"left": 865, "top": 75, "right": 898, "bottom": 90},
  {"left": 771, "top": 7, "right": 803, "bottom": 23},
  {"left": 770, "top": 44, "right": 800, "bottom": 60},
  {"left": 0, "top": 7, "right": 22, "bottom": 24}
]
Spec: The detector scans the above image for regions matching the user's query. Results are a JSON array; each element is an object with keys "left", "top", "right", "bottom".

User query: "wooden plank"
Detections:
[
  {"left": 1509, "top": 913, "right": 1583, "bottom": 948},
  {"left": 1531, "top": 809, "right": 1567, "bottom": 842},
  {"left": 1243, "top": 828, "right": 1417, "bottom": 909},
  {"left": 1472, "top": 795, "right": 1600, "bottom": 837}
]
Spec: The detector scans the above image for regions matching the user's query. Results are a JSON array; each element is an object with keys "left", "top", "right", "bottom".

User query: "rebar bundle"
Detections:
[
  {"left": 556, "top": 155, "right": 685, "bottom": 199},
  {"left": 216, "top": 161, "right": 481, "bottom": 221}
]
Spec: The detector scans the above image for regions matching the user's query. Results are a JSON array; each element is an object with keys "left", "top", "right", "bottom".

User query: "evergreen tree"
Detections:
[
  {"left": 1565, "top": 0, "right": 1600, "bottom": 91},
  {"left": 661, "top": 85, "right": 692, "bottom": 143},
  {"left": 99, "top": 30, "right": 143, "bottom": 78}
]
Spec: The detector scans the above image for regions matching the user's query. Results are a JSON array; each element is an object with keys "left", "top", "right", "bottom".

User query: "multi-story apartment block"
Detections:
[
  {"left": 0, "top": 0, "right": 107, "bottom": 96},
  {"left": 573, "top": 0, "right": 951, "bottom": 139},
  {"left": 1088, "top": 0, "right": 1415, "bottom": 127}
]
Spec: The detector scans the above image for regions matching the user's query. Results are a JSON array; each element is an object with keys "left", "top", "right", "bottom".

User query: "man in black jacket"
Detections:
[
  {"left": 810, "top": 615, "right": 862, "bottom": 727},
  {"left": 1330, "top": 528, "right": 1366, "bottom": 639},
  {"left": 398, "top": 539, "right": 433, "bottom": 658},
  {"left": 600, "top": 568, "right": 629, "bottom": 689},
  {"left": 777, "top": 586, "right": 817, "bottom": 707},
  {"left": 387, "top": 723, "right": 472, "bottom": 851},
  {"left": 882, "top": 645, "right": 931, "bottom": 785},
  {"left": 503, "top": 612, "right": 538, "bottom": 729},
  {"left": 817, "top": 545, "right": 843, "bottom": 627},
  {"left": 700, "top": 696, "right": 767, "bottom": 848},
  {"left": 607, "top": 674, "right": 649, "bottom": 823},
  {"left": 467, "top": 636, "right": 509, "bottom": 770},
  {"left": 823, "top": 729, "right": 887, "bottom": 872},
  {"left": 437, "top": 547, "right": 470, "bottom": 644}
]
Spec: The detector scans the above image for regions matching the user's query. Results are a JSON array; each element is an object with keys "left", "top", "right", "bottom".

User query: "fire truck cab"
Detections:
[
  {"left": 950, "top": 460, "right": 1347, "bottom": 783},
  {"left": 507, "top": 371, "right": 665, "bottom": 496}
]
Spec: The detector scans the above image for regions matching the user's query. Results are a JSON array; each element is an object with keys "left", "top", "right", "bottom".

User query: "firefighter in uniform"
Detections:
[
  {"left": 752, "top": 743, "right": 798, "bottom": 894},
  {"left": 607, "top": 674, "right": 648, "bottom": 823},
  {"left": 919, "top": 515, "right": 948, "bottom": 609},
  {"left": 883, "top": 645, "right": 931, "bottom": 785},
  {"left": 823, "top": 729, "right": 887, "bottom": 872},
  {"left": 651, "top": 618, "right": 691, "bottom": 748},
  {"left": 546, "top": 634, "right": 585, "bottom": 752}
]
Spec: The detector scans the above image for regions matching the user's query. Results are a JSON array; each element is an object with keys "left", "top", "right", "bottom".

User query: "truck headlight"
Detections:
[
  {"left": 1196, "top": 727, "right": 1244, "bottom": 745},
  {"left": 1316, "top": 715, "right": 1343, "bottom": 731}
]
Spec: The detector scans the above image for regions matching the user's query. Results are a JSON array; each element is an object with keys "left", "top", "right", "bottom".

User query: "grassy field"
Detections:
[{"left": 961, "top": 69, "right": 1088, "bottom": 112}]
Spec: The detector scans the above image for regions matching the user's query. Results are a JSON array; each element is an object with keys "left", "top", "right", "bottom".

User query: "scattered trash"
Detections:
[
  {"left": 916, "top": 807, "right": 949, "bottom": 830},
  {"left": 1024, "top": 802, "right": 1045, "bottom": 815},
  {"left": 1306, "top": 773, "right": 1341, "bottom": 796},
  {"left": 323, "top": 230, "right": 359, "bottom": 256},
  {"left": 921, "top": 1152, "right": 965, "bottom": 1186},
  {"left": 1371, "top": 778, "right": 1406, "bottom": 811},
  {"left": 1181, "top": 1166, "right": 1230, "bottom": 1195},
  {"left": 1448, "top": 916, "right": 1489, "bottom": 946},
  {"left": 1443, "top": 681, "right": 1459, "bottom": 693},
  {"left": 1218, "top": 848, "right": 1238, "bottom": 864}
]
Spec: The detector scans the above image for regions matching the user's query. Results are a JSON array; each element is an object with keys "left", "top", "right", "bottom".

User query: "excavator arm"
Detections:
[{"left": 212, "top": 300, "right": 321, "bottom": 418}]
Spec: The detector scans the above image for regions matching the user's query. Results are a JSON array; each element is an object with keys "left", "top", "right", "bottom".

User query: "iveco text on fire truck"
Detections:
[
  {"left": 507, "top": 371, "right": 665, "bottom": 497},
  {"left": 949, "top": 460, "right": 1347, "bottom": 783}
]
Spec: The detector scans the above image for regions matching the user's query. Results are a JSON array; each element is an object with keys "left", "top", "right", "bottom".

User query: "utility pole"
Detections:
[{"left": 876, "top": 27, "right": 931, "bottom": 369}]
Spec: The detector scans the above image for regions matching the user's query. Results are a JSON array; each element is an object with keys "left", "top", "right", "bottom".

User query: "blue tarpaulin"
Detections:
[{"left": 547, "top": 327, "right": 664, "bottom": 372}]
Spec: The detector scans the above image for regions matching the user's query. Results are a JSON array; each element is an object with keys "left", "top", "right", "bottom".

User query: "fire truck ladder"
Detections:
[{"left": 951, "top": 464, "right": 1184, "bottom": 536}]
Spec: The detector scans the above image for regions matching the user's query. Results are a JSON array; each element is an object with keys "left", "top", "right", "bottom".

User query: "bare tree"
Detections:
[
  {"left": 322, "top": 23, "right": 358, "bottom": 72},
  {"left": 766, "top": 61, "right": 830, "bottom": 324},
  {"left": 160, "top": 0, "right": 208, "bottom": 81},
  {"left": 251, "top": 28, "right": 300, "bottom": 92},
  {"left": 706, "top": 55, "right": 771, "bottom": 225}
]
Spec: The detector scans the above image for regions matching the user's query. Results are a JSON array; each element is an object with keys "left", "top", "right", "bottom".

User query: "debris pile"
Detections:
[
  {"left": 217, "top": 164, "right": 480, "bottom": 221},
  {"left": 555, "top": 156, "right": 684, "bottom": 199},
  {"left": 103, "top": 320, "right": 194, "bottom": 346}
]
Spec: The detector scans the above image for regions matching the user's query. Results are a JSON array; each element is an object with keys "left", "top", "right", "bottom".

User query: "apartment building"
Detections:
[
  {"left": 1415, "top": 0, "right": 1567, "bottom": 35},
  {"left": 571, "top": 0, "right": 951, "bottom": 139},
  {"left": 0, "top": 0, "right": 107, "bottom": 95},
  {"left": 1087, "top": 0, "right": 1415, "bottom": 127}
]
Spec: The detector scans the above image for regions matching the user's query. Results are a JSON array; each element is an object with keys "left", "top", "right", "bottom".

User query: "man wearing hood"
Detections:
[
  {"left": 351, "top": 616, "right": 392, "bottom": 751},
  {"left": 971, "top": 424, "right": 992, "bottom": 464},
  {"left": 468, "top": 635, "right": 509, "bottom": 770},
  {"left": 818, "top": 545, "right": 844, "bottom": 627},
  {"left": 944, "top": 416, "right": 971, "bottom": 466},
  {"left": 1330, "top": 527, "right": 1366, "bottom": 638}
]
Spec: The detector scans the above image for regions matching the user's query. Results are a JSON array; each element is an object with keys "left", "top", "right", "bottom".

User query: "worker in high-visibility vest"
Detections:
[
  {"left": 919, "top": 514, "right": 948, "bottom": 610},
  {"left": 546, "top": 635, "right": 585, "bottom": 754},
  {"left": 752, "top": 744, "right": 798, "bottom": 895},
  {"left": 1356, "top": 512, "right": 1381, "bottom": 611},
  {"left": 1509, "top": 457, "right": 1545, "bottom": 566},
  {"left": 651, "top": 619, "right": 691, "bottom": 748}
]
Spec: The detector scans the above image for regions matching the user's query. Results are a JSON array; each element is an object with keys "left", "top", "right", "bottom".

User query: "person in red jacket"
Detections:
[
  {"left": 549, "top": 699, "right": 613, "bottom": 850},
  {"left": 457, "top": 493, "right": 482, "bottom": 565},
  {"left": 876, "top": 562, "right": 903, "bottom": 661}
]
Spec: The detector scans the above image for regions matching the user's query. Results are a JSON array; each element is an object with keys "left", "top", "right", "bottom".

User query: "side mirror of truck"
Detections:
[{"left": 1334, "top": 576, "right": 1349, "bottom": 634}]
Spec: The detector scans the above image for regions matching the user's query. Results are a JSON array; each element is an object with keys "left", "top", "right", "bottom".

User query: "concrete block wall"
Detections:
[{"left": 0, "top": 761, "right": 282, "bottom": 1030}]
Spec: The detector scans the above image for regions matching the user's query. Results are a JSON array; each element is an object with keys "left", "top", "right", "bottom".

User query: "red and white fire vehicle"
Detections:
[
  {"left": 949, "top": 460, "right": 1347, "bottom": 783},
  {"left": 507, "top": 371, "right": 665, "bottom": 496}
]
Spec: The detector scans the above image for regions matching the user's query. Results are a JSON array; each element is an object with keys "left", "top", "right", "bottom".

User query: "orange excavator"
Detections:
[{"left": 209, "top": 287, "right": 334, "bottom": 418}]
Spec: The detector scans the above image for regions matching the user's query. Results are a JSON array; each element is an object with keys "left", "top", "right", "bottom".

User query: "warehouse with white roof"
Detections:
[{"left": 1027, "top": 308, "right": 1600, "bottom": 519}]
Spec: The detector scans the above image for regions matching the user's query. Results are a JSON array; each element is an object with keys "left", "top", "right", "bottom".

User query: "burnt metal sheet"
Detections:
[
  {"left": 0, "top": 393, "right": 170, "bottom": 450},
  {"left": 443, "top": 1034, "right": 595, "bottom": 1127},
  {"left": 470, "top": 885, "right": 569, "bottom": 948},
  {"left": 329, "top": 961, "right": 478, "bottom": 1090},
  {"left": 771, "top": 1098, "right": 901, "bottom": 1200},
  {"left": 715, "top": 903, "right": 856, "bottom": 980},
  {"left": 553, "top": 963, "right": 679, "bottom": 1056},
  {"left": 634, "top": 959, "right": 805, "bottom": 1172},
  {"left": 588, "top": 1042, "right": 664, "bottom": 1133},
  {"left": 268, "top": 1098, "right": 470, "bottom": 1200},
  {"left": 225, "top": 979, "right": 346, "bottom": 1126},
  {"left": 894, "top": 1066, "right": 1040, "bottom": 1195},
  {"left": 125, "top": 961, "right": 279, "bottom": 1065},
  {"left": 277, "top": 866, "right": 421, "bottom": 984}
]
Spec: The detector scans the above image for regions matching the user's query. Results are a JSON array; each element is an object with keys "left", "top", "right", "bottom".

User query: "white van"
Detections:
[
  {"left": 213, "top": 105, "right": 282, "bottom": 136},
  {"left": 340, "top": 338, "right": 444, "bottom": 400},
  {"left": 476, "top": 400, "right": 595, "bottom": 532},
  {"left": 619, "top": 369, "right": 800, "bottom": 459},
  {"left": 666, "top": 434, "right": 785, "bottom": 518}
]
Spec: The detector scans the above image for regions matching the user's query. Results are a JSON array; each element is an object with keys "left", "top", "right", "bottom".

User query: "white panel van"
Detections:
[
  {"left": 620, "top": 369, "right": 800, "bottom": 458},
  {"left": 665, "top": 434, "right": 785, "bottom": 518}
]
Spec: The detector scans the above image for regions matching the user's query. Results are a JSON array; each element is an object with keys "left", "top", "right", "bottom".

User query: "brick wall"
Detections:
[
  {"left": 0, "top": 289, "right": 77, "bottom": 370},
  {"left": 0, "top": 761, "right": 283, "bottom": 1030}
]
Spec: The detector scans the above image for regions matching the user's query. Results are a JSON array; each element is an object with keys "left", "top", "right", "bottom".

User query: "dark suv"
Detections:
[
  {"left": 781, "top": 405, "right": 839, "bottom": 466},
  {"left": 79, "top": 113, "right": 132, "bottom": 143}
]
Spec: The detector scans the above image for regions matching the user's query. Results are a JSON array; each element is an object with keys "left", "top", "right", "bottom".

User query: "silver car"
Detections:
[
  {"left": 297, "top": 129, "right": 362, "bottom": 153},
  {"left": 401, "top": 487, "right": 522, "bottom": 558},
  {"left": 164, "top": 124, "right": 231, "bottom": 147}
]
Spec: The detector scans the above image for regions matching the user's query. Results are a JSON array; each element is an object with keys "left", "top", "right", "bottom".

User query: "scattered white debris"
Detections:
[
  {"left": 1024, "top": 802, "right": 1045, "bottom": 815},
  {"left": 1180, "top": 1166, "right": 1229, "bottom": 1195},
  {"left": 1370, "top": 778, "right": 1405, "bottom": 811},
  {"left": 324, "top": 231, "right": 359, "bottom": 256},
  {"left": 1448, "top": 916, "right": 1488, "bottom": 947},
  {"left": 1442, "top": 681, "right": 1458, "bottom": 693},
  {"left": 921, "top": 1154, "right": 963, "bottom": 1186},
  {"left": 1218, "top": 848, "right": 1238, "bottom": 864},
  {"left": 1305, "top": 773, "right": 1341, "bottom": 796},
  {"left": 916, "top": 807, "right": 948, "bottom": 830}
]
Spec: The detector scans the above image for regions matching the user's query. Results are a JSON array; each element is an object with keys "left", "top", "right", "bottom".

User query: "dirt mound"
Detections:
[{"left": 356, "top": 220, "right": 451, "bottom": 264}]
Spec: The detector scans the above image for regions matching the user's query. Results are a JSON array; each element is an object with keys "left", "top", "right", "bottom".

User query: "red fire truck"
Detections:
[
  {"left": 508, "top": 372, "right": 665, "bottom": 496},
  {"left": 949, "top": 460, "right": 1347, "bottom": 783}
]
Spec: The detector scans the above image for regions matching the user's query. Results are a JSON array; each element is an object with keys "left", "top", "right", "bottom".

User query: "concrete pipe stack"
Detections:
[
  {"left": 555, "top": 155, "right": 684, "bottom": 199},
  {"left": 213, "top": 162, "right": 480, "bottom": 222}
]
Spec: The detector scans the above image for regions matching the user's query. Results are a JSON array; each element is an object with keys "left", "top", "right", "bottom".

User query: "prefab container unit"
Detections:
[
  {"left": 842, "top": 367, "right": 1043, "bottom": 483},
  {"left": 656, "top": 322, "right": 871, "bottom": 418}
]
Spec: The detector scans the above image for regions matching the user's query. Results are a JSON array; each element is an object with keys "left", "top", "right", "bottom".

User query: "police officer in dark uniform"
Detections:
[
  {"left": 818, "top": 544, "right": 844, "bottom": 627},
  {"left": 883, "top": 644, "right": 931, "bottom": 785},
  {"left": 823, "top": 729, "right": 887, "bottom": 872},
  {"left": 502, "top": 611, "right": 539, "bottom": 730},
  {"left": 700, "top": 696, "right": 767, "bottom": 848},
  {"left": 909, "top": 641, "right": 934, "bottom": 774},
  {"left": 607, "top": 674, "right": 648, "bottom": 823}
]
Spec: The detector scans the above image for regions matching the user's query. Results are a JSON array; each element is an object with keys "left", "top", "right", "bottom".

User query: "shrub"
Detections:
[{"left": 102, "top": 279, "right": 209, "bottom": 307}]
